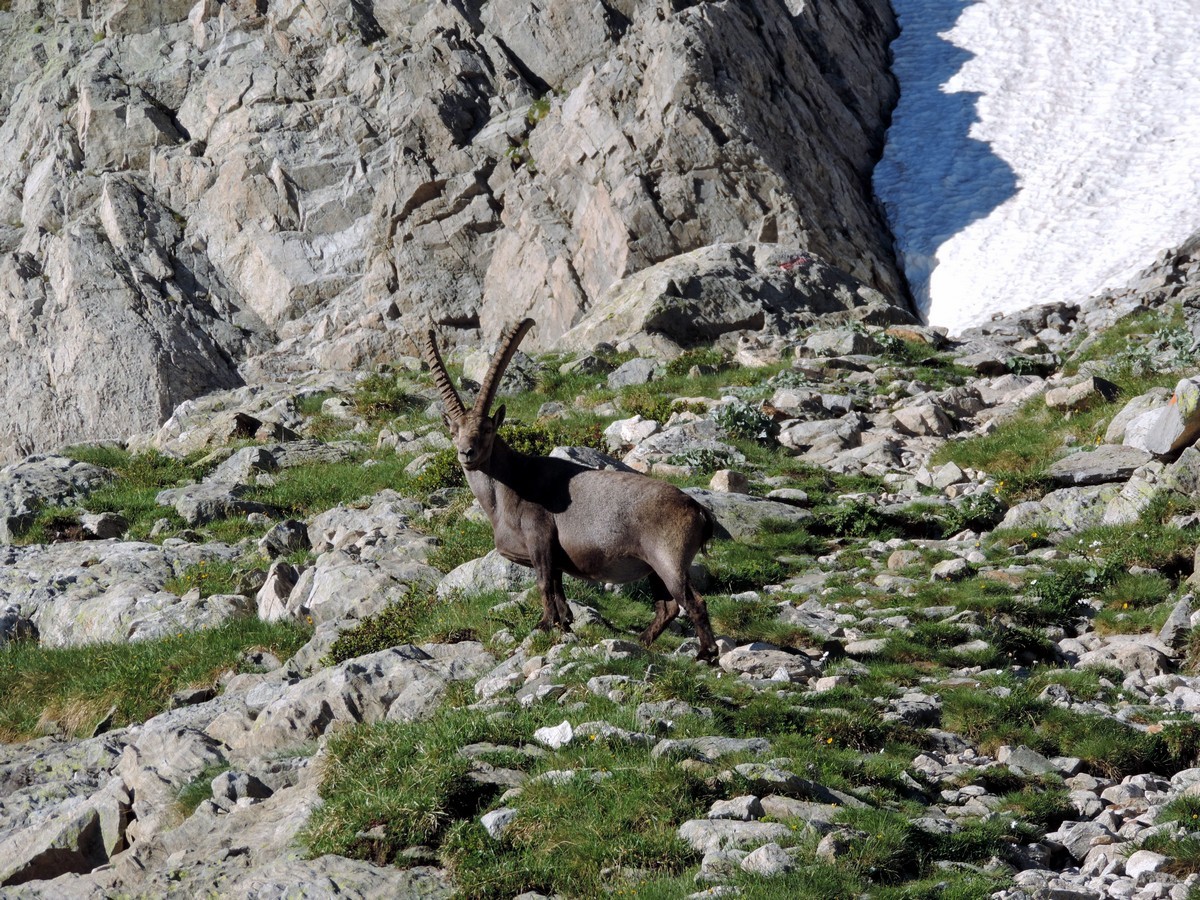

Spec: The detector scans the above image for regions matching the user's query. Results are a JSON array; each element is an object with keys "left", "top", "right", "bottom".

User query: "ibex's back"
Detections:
[{"left": 424, "top": 319, "right": 719, "bottom": 663}]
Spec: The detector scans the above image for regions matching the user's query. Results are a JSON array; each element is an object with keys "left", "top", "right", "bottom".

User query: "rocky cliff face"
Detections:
[{"left": 0, "top": 0, "right": 904, "bottom": 462}]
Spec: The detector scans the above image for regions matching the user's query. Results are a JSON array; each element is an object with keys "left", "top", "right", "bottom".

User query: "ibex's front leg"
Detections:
[{"left": 529, "top": 529, "right": 573, "bottom": 632}]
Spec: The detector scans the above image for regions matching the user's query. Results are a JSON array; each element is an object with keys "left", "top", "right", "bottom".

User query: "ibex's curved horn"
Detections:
[
  {"left": 476, "top": 318, "right": 534, "bottom": 418},
  {"left": 422, "top": 329, "right": 468, "bottom": 422}
]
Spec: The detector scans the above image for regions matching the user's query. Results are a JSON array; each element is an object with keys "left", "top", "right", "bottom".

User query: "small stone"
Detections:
[
  {"left": 481, "top": 807, "right": 519, "bottom": 840},
  {"left": 930, "top": 558, "right": 971, "bottom": 581},
  {"left": 739, "top": 842, "right": 794, "bottom": 876},
  {"left": 815, "top": 831, "right": 852, "bottom": 863},
  {"left": 1125, "top": 849, "right": 1169, "bottom": 879},
  {"left": 532, "top": 721, "right": 574, "bottom": 750},
  {"left": 707, "top": 796, "right": 764, "bottom": 821},
  {"left": 709, "top": 470, "right": 750, "bottom": 493}
]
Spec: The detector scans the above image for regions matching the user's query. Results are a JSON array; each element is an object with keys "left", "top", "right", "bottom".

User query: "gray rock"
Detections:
[
  {"left": 1125, "top": 377, "right": 1200, "bottom": 457},
  {"left": 1051, "top": 820, "right": 1119, "bottom": 861},
  {"left": 560, "top": 245, "right": 907, "bottom": 357},
  {"left": 1044, "top": 376, "right": 1120, "bottom": 411},
  {"left": 0, "top": 456, "right": 112, "bottom": 543},
  {"left": 1106, "top": 387, "right": 1172, "bottom": 443},
  {"left": 998, "top": 744, "right": 1060, "bottom": 777},
  {"left": 1101, "top": 471, "right": 1161, "bottom": 525},
  {"left": 256, "top": 560, "right": 300, "bottom": 623},
  {"left": 0, "top": 538, "right": 246, "bottom": 647},
  {"left": 893, "top": 402, "right": 953, "bottom": 437},
  {"left": 211, "top": 771, "right": 273, "bottom": 804},
  {"left": 721, "top": 764, "right": 866, "bottom": 808},
  {"left": 1077, "top": 638, "right": 1173, "bottom": 679},
  {"left": 1159, "top": 597, "right": 1194, "bottom": 650},
  {"left": 758, "top": 797, "right": 841, "bottom": 832},
  {"left": 718, "top": 644, "right": 818, "bottom": 681},
  {"left": 0, "top": 779, "right": 130, "bottom": 886},
  {"left": 306, "top": 491, "right": 424, "bottom": 554},
  {"left": 438, "top": 550, "right": 533, "bottom": 599},
  {"left": 1026, "top": 483, "right": 1122, "bottom": 533},
  {"left": 930, "top": 558, "right": 972, "bottom": 581},
  {"left": 155, "top": 482, "right": 277, "bottom": 527},
  {"left": 207, "top": 446, "right": 278, "bottom": 485},
  {"left": 651, "top": 736, "right": 771, "bottom": 763},
  {"left": 80, "top": 512, "right": 128, "bottom": 540},
  {"left": 221, "top": 644, "right": 494, "bottom": 755},
  {"left": 1045, "top": 445, "right": 1155, "bottom": 486},
  {"left": 635, "top": 700, "right": 713, "bottom": 733},
  {"left": 778, "top": 416, "right": 862, "bottom": 454},
  {"left": 683, "top": 488, "right": 811, "bottom": 540},
  {"left": 1124, "top": 849, "right": 1169, "bottom": 879},
  {"left": 739, "top": 841, "right": 796, "bottom": 876},
  {"left": 481, "top": 807, "right": 519, "bottom": 840},
  {"left": 804, "top": 329, "right": 881, "bottom": 357},
  {"left": 707, "top": 796, "right": 764, "bottom": 821},
  {"left": 258, "top": 520, "right": 311, "bottom": 558},
  {"left": 293, "top": 527, "right": 440, "bottom": 625},
  {"left": 676, "top": 819, "right": 793, "bottom": 854},
  {"left": 606, "top": 358, "right": 658, "bottom": 388}
]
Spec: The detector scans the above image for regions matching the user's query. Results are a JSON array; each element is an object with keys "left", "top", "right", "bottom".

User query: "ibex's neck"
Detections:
[{"left": 464, "top": 437, "right": 526, "bottom": 519}]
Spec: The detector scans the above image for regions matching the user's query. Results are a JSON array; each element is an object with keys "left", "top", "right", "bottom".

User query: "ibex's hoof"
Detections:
[{"left": 696, "top": 646, "right": 720, "bottom": 666}]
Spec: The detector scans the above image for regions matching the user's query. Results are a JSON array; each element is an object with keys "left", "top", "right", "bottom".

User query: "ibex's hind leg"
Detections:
[
  {"left": 640, "top": 573, "right": 680, "bottom": 647},
  {"left": 656, "top": 568, "right": 718, "bottom": 664},
  {"left": 684, "top": 584, "right": 718, "bottom": 664}
]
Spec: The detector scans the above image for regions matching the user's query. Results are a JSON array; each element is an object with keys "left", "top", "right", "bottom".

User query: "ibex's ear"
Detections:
[{"left": 492, "top": 405, "right": 506, "bottom": 429}]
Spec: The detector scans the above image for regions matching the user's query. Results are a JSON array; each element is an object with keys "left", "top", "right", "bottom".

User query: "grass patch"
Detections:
[
  {"left": 249, "top": 455, "right": 413, "bottom": 519},
  {"left": 445, "top": 746, "right": 711, "bottom": 897},
  {"left": 0, "top": 618, "right": 311, "bottom": 742},
  {"left": 323, "top": 588, "right": 529, "bottom": 664},
  {"left": 426, "top": 510, "right": 496, "bottom": 574},
  {"left": 352, "top": 371, "right": 426, "bottom": 421},
  {"left": 48, "top": 447, "right": 208, "bottom": 541},
  {"left": 164, "top": 557, "right": 243, "bottom": 598},
  {"left": 703, "top": 519, "right": 824, "bottom": 593},
  {"left": 176, "top": 762, "right": 232, "bottom": 817},
  {"left": 940, "top": 683, "right": 1200, "bottom": 780},
  {"left": 932, "top": 371, "right": 1179, "bottom": 493},
  {"left": 1135, "top": 831, "right": 1200, "bottom": 878}
]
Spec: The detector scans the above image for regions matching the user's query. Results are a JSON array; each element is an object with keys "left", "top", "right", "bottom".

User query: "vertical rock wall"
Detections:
[{"left": 0, "top": 0, "right": 904, "bottom": 460}]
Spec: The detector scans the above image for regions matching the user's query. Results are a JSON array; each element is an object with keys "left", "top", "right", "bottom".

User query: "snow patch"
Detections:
[{"left": 874, "top": 0, "right": 1200, "bottom": 334}]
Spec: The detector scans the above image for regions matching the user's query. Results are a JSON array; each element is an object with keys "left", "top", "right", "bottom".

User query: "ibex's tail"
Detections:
[{"left": 697, "top": 502, "right": 716, "bottom": 555}]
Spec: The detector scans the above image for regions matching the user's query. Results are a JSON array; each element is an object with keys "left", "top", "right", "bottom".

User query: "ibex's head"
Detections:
[{"left": 422, "top": 318, "right": 534, "bottom": 471}]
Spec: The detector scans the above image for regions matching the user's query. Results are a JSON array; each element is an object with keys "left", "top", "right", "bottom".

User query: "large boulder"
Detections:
[
  {"left": 0, "top": 539, "right": 242, "bottom": 646},
  {"left": 557, "top": 243, "right": 910, "bottom": 354},
  {"left": 0, "top": 455, "right": 112, "bottom": 543},
  {"left": 1124, "top": 377, "right": 1200, "bottom": 458}
]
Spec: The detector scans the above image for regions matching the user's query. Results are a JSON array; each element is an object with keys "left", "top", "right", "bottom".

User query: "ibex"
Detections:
[{"left": 423, "top": 318, "right": 720, "bottom": 663}]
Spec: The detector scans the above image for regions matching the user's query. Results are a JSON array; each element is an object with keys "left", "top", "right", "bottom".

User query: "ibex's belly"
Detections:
[
  {"left": 555, "top": 539, "right": 654, "bottom": 583},
  {"left": 494, "top": 540, "right": 652, "bottom": 583},
  {"left": 568, "top": 556, "right": 653, "bottom": 583}
]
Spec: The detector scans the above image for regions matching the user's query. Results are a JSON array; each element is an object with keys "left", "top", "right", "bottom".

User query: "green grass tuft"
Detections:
[{"left": 0, "top": 618, "right": 311, "bottom": 742}]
